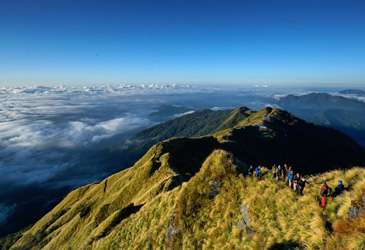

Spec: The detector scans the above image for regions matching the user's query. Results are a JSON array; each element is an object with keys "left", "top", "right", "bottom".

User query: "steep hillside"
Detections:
[
  {"left": 214, "top": 108, "right": 364, "bottom": 173},
  {"left": 7, "top": 107, "right": 365, "bottom": 249}
]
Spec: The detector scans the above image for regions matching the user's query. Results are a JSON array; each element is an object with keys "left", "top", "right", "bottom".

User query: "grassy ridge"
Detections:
[
  {"left": 9, "top": 151, "right": 365, "bottom": 249},
  {"left": 7, "top": 107, "right": 365, "bottom": 249}
]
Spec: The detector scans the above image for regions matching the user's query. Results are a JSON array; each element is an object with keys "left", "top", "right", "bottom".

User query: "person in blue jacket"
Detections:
[
  {"left": 287, "top": 167, "right": 294, "bottom": 188},
  {"left": 255, "top": 165, "right": 261, "bottom": 179},
  {"left": 333, "top": 180, "right": 345, "bottom": 197}
]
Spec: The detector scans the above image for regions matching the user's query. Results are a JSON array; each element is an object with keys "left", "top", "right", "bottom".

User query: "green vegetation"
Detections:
[
  {"left": 6, "top": 107, "right": 365, "bottom": 249},
  {"left": 142, "top": 107, "right": 251, "bottom": 139},
  {"left": 149, "top": 105, "right": 192, "bottom": 121},
  {"left": 126, "top": 107, "right": 251, "bottom": 156}
]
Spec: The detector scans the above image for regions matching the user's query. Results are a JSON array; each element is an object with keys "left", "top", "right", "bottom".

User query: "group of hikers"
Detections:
[
  {"left": 248, "top": 164, "right": 346, "bottom": 208},
  {"left": 248, "top": 164, "right": 307, "bottom": 195},
  {"left": 319, "top": 180, "right": 345, "bottom": 208}
]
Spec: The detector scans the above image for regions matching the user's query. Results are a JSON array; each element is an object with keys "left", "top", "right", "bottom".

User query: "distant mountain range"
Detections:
[
  {"left": 129, "top": 91, "right": 365, "bottom": 148},
  {"left": 338, "top": 89, "right": 365, "bottom": 96},
  {"left": 276, "top": 92, "right": 365, "bottom": 146},
  {"left": 5, "top": 107, "right": 365, "bottom": 249}
]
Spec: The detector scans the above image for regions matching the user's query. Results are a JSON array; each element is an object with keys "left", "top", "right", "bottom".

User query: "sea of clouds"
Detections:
[{"left": 0, "top": 84, "right": 203, "bottom": 227}]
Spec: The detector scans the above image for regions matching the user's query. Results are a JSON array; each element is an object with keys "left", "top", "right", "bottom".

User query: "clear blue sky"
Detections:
[{"left": 1, "top": 0, "right": 365, "bottom": 86}]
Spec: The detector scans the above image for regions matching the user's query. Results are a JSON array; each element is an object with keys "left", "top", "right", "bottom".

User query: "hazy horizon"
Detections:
[{"left": 0, "top": 82, "right": 364, "bottom": 89}]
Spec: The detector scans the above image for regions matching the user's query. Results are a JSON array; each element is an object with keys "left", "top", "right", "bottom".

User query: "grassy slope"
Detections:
[
  {"left": 106, "top": 107, "right": 252, "bottom": 170},
  {"left": 10, "top": 151, "right": 365, "bottom": 250},
  {"left": 8, "top": 107, "right": 365, "bottom": 250},
  {"left": 136, "top": 107, "right": 251, "bottom": 139},
  {"left": 127, "top": 107, "right": 251, "bottom": 155},
  {"left": 0, "top": 228, "right": 27, "bottom": 250}
]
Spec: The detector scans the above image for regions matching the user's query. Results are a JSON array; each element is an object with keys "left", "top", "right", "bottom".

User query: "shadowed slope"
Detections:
[
  {"left": 277, "top": 93, "right": 365, "bottom": 146},
  {"left": 215, "top": 108, "right": 365, "bottom": 173}
]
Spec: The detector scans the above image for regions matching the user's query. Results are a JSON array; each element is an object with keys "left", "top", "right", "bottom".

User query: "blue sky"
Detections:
[{"left": 0, "top": 0, "right": 365, "bottom": 86}]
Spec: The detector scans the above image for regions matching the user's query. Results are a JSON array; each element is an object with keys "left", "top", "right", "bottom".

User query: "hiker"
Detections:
[
  {"left": 298, "top": 177, "right": 307, "bottom": 195},
  {"left": 319, "top": 181, "right": 330, "bottom": 208},
  {"left": 293, "top": 173, "right": 301, "bottom": 193},
  {"left": 287, "top": 168, "right": 294, "bottom": 188},
  {"left": 277, "top": 165, "right": 282, "bottom": 180},
  {"left": 248, "top": 165, "right": 254, "bottom": 176},
  {"left": 284, "top": 164, "right": 289, "bottom": 180},
  {"left": 272, "top": 165, "right": 278, "bottom": 180},
  {"left": 279, "top": 165, "right": 286, "bottom": 181},
  {"left": 333, "top": 180, "right": 345, "bottom": 197},
  {"left": 281, "top": 164, "right": 287, "bottom": 180},
  {"left": 255, "top": 166, "right": 261, "bottom": 179}
]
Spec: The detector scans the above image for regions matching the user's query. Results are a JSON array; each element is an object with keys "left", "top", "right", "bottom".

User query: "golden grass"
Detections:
[{"left": 9, "top": 147, "right": 365, "bottom": 250}]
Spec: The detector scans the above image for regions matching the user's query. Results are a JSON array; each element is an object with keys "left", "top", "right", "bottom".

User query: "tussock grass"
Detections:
[{"left": 10, "top": 147, "right": 365, "bottom": 249}]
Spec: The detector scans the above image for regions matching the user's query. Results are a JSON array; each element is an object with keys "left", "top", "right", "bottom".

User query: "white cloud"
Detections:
[
  {"left": 0, "top": 115, "right": 149, "bottom": 185},
  {"left": 173, "top": 111, "right": 195, "bottom": 118},
  {"left": 330, "top": 93, "right": 365, "bottom": 103},
  {"left": 210, "top": 106, "right": 227, "bottom": 111},
  {"left": 65, "top": 116, "right": 150, "bottom": 145}
]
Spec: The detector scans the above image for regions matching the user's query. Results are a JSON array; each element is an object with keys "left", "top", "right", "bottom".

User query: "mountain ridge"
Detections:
[{"left": 6, "top": 107, "right": 365, "bottom": 249}]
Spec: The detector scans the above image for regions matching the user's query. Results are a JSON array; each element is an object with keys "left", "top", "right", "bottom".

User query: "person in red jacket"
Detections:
[{"left": 319, "top": 181, "right": 330, "bottom": 208}]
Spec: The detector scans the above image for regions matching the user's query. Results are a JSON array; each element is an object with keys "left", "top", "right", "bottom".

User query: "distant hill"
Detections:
[
  {"left": 133, "top": 107, "right": 251, "bottom": 149},
  {"left": 8, "top": 107, "right": 365, "bottom": 249},
  {"left": 277, "top": 93, "right": 365, "bottom": 146},
  {"left": 105, "top": 107, "right": 252, "bottom": 169},
  {"left": 278, "top": 92, "right": 365, "bottom": 110},
  {"left": 339, "top": 89, "right": 365, "bottom": 96}
]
